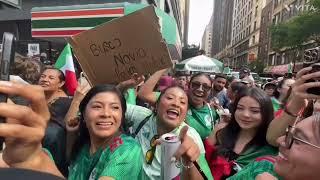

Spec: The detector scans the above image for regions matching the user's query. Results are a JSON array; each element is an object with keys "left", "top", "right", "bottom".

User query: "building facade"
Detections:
[
  {"left": 212, "top": 0, "right": 234, "bottom": 66},
  {"left": 229, "top": 0, "right": 267, "bottom": 69},
  {"left": 201, "top": 17, "right": 213, "bottom": 57},
  {"left": 0, "top": 0, "right": 187, "bottom": 60},
  {"left": 266, "top": 0, "right": 313, "bottom": 74},
  {"left": 259, "top": 0, "right": 273, "bottom": 67}
]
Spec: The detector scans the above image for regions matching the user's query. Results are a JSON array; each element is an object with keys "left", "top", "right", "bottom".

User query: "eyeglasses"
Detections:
[
  {"left": 190, "top": 81, "right": 211, "bottom": 92},
  {"left": 145, "top": 135, "right": 159, "bottom": 164},
  {"left": 284, "top": 125, "right": 320, "bottom": 149}
]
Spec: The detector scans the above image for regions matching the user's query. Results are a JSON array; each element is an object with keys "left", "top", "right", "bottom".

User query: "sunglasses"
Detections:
[
  {"left": 145, "top": 135, "right": 159, "bottom": 164},
  {"left": 285, "top": 125, "right": 320, "bottom": 149},
  {"left": 190, "top": 81, "right": 211, "bottom": 92}
]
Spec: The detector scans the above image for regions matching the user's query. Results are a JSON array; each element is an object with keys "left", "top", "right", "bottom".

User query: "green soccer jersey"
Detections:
[
  {"left": 125, "top": 104, "right": 214, "bottom": 180},
  {"left": 227, "top": 158, "right": 282, "bottom": 180},
  {"left": 68, "top": 134, "right": 143, "bottom": 180},
  {"left": 186, "top": 104, "right": 219, "bottom": 140}
]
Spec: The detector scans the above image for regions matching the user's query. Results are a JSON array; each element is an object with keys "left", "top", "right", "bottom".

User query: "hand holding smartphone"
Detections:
[{"left": 0, "top": 32, "right": 16, "bottom": 150}]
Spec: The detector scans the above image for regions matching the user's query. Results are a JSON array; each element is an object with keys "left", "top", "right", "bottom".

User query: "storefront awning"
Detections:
[
  {"left": 265, "top": 64, "right": 289, "bottom": 75},
  {"left": 31, "top": 3, "right": 182, "bottom": 60}
]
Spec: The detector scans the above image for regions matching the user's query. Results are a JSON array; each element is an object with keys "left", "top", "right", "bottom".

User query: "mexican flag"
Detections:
[{"left": 54, "top": 44, "right": 77, "bottom": 95}]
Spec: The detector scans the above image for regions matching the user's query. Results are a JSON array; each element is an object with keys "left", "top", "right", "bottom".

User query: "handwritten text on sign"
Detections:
[
  {"left": 88, "top": 37, "right": 167, "bottom": 82},
  {"left": 68, "top": 6, "right": 173, "bottom": 85}
]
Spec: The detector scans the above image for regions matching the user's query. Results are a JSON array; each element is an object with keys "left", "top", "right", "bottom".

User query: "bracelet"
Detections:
[
  {"left": 181, "top": 159, "right": 194, "bottom": 169},
  {"left": 284, "top": 104, "right": 299, "bottom": 118}
]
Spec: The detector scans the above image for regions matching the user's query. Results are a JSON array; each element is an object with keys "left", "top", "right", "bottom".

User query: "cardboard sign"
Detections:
[{"left": 68, "top": 6, "right": 173, "bottom": 85}]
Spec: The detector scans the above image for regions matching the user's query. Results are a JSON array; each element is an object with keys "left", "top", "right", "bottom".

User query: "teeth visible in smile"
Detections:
[
  {"left": 168, "top": 110, "right": 179, "bottom": 114},
  {"left": 193, "top": 93, "right": 204, "bottom": 98},
  {"left": 97, "top": 122, "right": 113, "bottom": 125}
]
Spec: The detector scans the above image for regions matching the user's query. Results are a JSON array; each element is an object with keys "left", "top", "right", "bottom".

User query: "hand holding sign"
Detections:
[{"left": 68, "top": 6, "right": 173, "bottom": 86}]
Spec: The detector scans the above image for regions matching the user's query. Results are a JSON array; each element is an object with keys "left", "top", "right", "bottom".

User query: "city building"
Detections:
[
  {"left": 0, "top": 0, "right": 188, "bottom": 61},
  {"left": 265, "top": 0, "right": 313, "bottom": 74},
  {"left": 212, "top": 0, "right": 234, "bottom": 66},
  {"left": 258, "top": 0, "right": 273, "bottom": 68},
  {"left": 201, "top": 16, "right": 213, "bottom": 57},
  {"left": 229, "top": 0, "right": 266, "bottom": 69}
]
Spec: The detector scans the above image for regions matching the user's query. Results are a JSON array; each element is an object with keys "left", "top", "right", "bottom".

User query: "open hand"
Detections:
[
  {"left": 174, "top": 126, "right": 200, "bottom": 164},
  {"left": 0, "top": 81, "right": 49, "bottom": 167}
]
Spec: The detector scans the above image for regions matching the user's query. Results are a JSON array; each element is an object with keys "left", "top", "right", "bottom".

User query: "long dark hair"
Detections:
[
  {"left": 216, "top": 87, "right": 274, "bottom": 158},
  {"left": 70, "top": 84, "right": 127, "bottom": 162}
]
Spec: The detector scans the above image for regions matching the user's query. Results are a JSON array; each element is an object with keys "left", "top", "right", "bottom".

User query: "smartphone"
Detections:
[
  {"left": 303, "top": 47, "right": 320, "bottom": 95},
  {"left": 306, "top": 63, "right": 320, "bottom": 95},
  {"left": 0, "top": 32, "right": 15, "bottom": 150}
]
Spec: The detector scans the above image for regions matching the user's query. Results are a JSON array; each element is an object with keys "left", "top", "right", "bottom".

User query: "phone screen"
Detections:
[{"left": 0, "top": 32, "right": 15, "bottom": 150}]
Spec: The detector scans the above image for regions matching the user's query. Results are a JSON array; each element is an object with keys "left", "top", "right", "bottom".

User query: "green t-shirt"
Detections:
[
  {"left": 68, "top": 134, "right": 143, "bottom": 180},
  {"left": 125, "top": 104, "right": 213, "bottom": 180},
  {"left": 186, "top": 104, "right": 219, "bottom": 139},
  {"left": 227, "top": 158, "right": 282, "bottom": 180},
  {"left": 125, "top": 88, "right": 137, "bottom": 105}
]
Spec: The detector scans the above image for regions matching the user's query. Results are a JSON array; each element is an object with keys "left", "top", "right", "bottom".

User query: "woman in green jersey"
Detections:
[
  {"left": 67, "top": 84, "right": 143, "bottom": 179},
  {"left": 138, "top": 69, "right": 219, "bottom": 140}
]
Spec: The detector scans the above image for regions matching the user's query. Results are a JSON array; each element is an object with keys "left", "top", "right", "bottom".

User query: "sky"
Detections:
[{"left": 188, "top": 0, "right": 214, "bottom": 45}]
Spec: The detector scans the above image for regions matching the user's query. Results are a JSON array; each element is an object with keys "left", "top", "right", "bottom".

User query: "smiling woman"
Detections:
[
  {"left": 229, "top": 114, "right": 320, "bottom": 180},
  {"left": 127, "top": 85, "right": 213, "bottom": 180},
  {"left": 137, "top": 70, "right": 219, "bottom": 140},
  {"left": 205, "top": 87, "right": 278, "bottom": 179},
  {"left": 68, "top": 84, "right": 143, "bottom": 180},
  {"left": 38, "top": 67, "right": 72, "bottom": 175}
]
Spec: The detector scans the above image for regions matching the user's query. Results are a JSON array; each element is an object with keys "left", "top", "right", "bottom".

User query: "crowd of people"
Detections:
[{"left": 0, "top": 54, "right": 319, "bottom": 180}]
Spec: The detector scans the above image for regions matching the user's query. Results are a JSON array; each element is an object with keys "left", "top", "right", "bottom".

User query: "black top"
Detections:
[
  {"left": 0, "top": 168, "right": 64, "bottom": 180},
  {"left": 43, "top": 97, "right": 72, "bottom": 176}
]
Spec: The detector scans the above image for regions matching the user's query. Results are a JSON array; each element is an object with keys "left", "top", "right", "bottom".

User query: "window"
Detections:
[
  {"left": 255, "top": 6, "right": 258, "bottom": 17},
  {"left": 253, "top": 21, "right": 257, "bottom": 30},
  {"left": 252, "top": 35, "right": 256, "bottom": 44}
]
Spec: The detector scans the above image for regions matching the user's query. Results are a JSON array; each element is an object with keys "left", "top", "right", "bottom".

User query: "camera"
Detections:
[{"left": 303, "top": 47, "right": 320, "bottom": 95}]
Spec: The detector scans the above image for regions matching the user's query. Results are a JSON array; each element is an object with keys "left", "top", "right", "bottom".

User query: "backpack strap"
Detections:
[{"left": 132, "top": 115, "right": 152, "bottom": 138}]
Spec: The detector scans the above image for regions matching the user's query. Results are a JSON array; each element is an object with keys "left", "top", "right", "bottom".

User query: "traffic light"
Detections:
[{"left": 304, "top": 47, "right": 320, "bottom": 63}]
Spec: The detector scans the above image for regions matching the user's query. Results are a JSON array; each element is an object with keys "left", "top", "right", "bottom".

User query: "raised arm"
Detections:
[
  {"left": 137, "top": 68, "right": 168, "bottom": 105},
  {"left": 266, "top": 67, "right": 320, "bottom": 146},
  {"left": 65, "top": 75, "right": 91, "bottom": 131}
]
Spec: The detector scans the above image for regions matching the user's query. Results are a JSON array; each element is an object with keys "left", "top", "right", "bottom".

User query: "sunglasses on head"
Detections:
[{"left": 190, "top": 81, "right": 211, "bottom": 92}]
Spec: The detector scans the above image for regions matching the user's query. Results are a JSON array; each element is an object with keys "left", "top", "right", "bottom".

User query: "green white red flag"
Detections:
[{"left": 54, "top": 44, "right": 77, "bottom": 95}]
